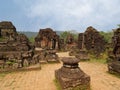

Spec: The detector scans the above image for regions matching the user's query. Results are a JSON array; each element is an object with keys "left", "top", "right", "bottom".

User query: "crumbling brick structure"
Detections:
[
  {"left": 0, "top": 21, "right": 36, "bottom": 71},
  {"left": 34, "top": 49, "right": 59, "bottom": 63},
  {"left": 108, "top": 28, "right": 120, "bottom": 74},
  {"left": 45, "top": 50, "right": 59, "bottom": 63},
  {"left": 84, "top": 26, "right": 106, "bottom": 56},
  {"left": 65, "top": 34, "right": 77, "bottom": 51},
  {"left": 35, "top": 28, "right": 60, "bottom": 50},
  {"left": 66, "top": 34, "right": 74, "bottom": 44},
  {"left": 0, "top": 21, "right": 17, "bottom": 38},
  {"left": 55, "top": 57, "right": 90, "bottom": 90},
  {"left": 78, "top": 33, "right": 84, "bottom": 49},
  {"left": 69, "top": 47, "right": 90, "bottom": 61}
]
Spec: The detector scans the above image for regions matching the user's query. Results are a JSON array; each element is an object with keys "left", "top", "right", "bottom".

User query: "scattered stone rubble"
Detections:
[
  {"left": 108, "top": 28, "right": 120, "bottom": 74},
  {"left": 69, "top": 47, "right": 90, "bottom": 61},
  {"left": 34, "top": 28, "right": 60, "bottom": 63},
  {"left": 35, "top": 48, "right": 59, "bottom": 63},
  {"left": 69, "top": 32, "right": 89, "bottom": 61},
  {"left": 55, "top": 57, "right": 90, "bottom": 90}
]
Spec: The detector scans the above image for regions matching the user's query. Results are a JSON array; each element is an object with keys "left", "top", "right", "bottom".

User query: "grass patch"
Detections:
[
  {"left": 88, "top": 58, "right": 107, "bottom": 64},
  {"left": 53, "top": 79, "right": 62, "bottom": 90},
  {"left": 107, "top": 71, "right": 120, "bottom": 78},
  {"left": 88, "top": 52, "right": 108, "bottom": 64},
  {"left": 47, "top": 61, "right": 60, "bottom": 64},
  {"left": 0, "top": 37, "right": 8, "bottom": 42},
  {"left": 0, "top": 72, "right": 10, "bottom": 77}
]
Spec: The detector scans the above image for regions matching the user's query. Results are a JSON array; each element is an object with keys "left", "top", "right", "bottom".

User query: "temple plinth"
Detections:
[{"left": 55, "top": 57, "right": 90, "bottom": 90}]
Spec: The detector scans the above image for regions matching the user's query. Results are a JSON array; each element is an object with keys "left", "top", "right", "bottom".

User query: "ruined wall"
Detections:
[
  {"left": 35, "top": 28, "right": 60, "bottom": 50},
  {"left": 65, "top": 34, "right": 77, "bottom": 51},
  {"left": 108, "top": 28, "right": 120, "bottom": 74},
  {"left": 0, "top": 21, "right": 35, "bottom": 70},
  {"left": 112, "top": 28, "right": 120, "bottom": 55},
  {"left": 0, "top": 21, "right": 17, "bottom": 38},
  {"left": 78, "top": 33, "right": 84, "bottom": 49},
  {"left": 84, "top": 26, "right": 106, "bottom": 55}
]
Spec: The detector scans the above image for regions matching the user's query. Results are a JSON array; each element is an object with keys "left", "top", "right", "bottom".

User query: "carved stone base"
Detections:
[{"left": 55, "top": 57, "right": 90, "bottom": 90}]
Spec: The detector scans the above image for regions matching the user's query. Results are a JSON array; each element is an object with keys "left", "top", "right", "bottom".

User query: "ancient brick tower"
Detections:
[
  {"left": 84, "top": 26, "right": 106, "bottom": 55},
  {"left": 0, "top": 21, "right": 17, "bottom": 38},
  {"left": 35, "top": 28, "right": 60, "bottom": 50},
  {"left": 108, "top": 28, "right": 120, "bottom": 74}
]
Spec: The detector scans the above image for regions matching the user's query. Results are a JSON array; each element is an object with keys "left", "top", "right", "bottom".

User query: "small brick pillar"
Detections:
[{"left": 55, "top": 57, "right": 90, "bottom": 90}]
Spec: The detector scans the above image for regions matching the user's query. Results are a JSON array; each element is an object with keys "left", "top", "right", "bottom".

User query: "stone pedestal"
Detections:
[
  {"left": 55, "top": 57, "right": 90, "bottom": 90},
  {"left": 69, "top": 49, "right": 90, "bottom": 61},
  {"left": 108, "top": 55, "right": 120, "bottom": 74},
  {"left": 45, "top": 50, "right": 59, "bottom": 63}
]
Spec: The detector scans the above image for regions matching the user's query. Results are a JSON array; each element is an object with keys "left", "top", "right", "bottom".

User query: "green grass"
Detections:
[
  {"left": 88, "top": 52, "right": 108, "bottom": 64},
  {"left": 88, "top": 58, "right": 107, "bottom": 64},
  {"left": 107, "top": 71, "right": 120, "bottom": 78},
  {"left": 0, "top": 37, "right": 6, "bottom": 42},
  {"left": 29, "top": 37, "right": 35, "bottom": 43},
  {"left": 53, "top": 79, "right": 62, "bottom": 90},
  {"left": 0, "top": 72, "right": 10, "bottom": 77}
]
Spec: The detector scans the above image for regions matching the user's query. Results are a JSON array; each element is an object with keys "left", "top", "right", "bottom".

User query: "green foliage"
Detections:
[
  {"left": 88, "top": 58, "right": 107, "bottom": 64},
  {"left": 108, "top": 71, "right": 120, "bottom": 78},
  {"left": 60, "top": 31, "right": 70, "bottom": 39},
  {"left": 99, "top": 31, "right": 113, "bottom": 43},
  {"left": 0, "top": 72, "right": 10, "bottom": 77},
  {"left": 117, "top": 24, "right": 120, "bottom": 28},
  {"left": 88, "top": 52, "right": 108, "bottom": 64},
  {"left": 6, "top": 60, "right": 16, "bottom": 66},
  {"left": 29, "top": 37, "right": 35, "bottom": 43},
  {"left": 60, "top": 30, "right": 78, "bottom": 42},
  {"left": 0, "top": 37, "right": 6, "bottom": 42}
]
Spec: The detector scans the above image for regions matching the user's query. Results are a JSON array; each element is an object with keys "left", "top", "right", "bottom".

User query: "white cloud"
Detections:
[{"left": 13, "top": 0, "right": 120, "bottom": 32}]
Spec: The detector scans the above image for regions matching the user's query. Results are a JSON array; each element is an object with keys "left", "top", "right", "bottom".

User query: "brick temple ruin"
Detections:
[
  {"left": 34, "top": 28, "right": 60, "bottom": 63},
  {"left": 77, "top": 26, "right": 106, "bottom": 56},
  {"left": 0, "top": 21, "right": 36, "bottom": 71},
  {"left": 65, "top": 34, "right": 77, "bottom": 51},
  {"left": 55, "top": 57, "right": 90, "bottom": 90},
  {"left": 35, "top": 28, "right": 60, "bottom": 50},
  {"left": 69, "top": 26, "right": 106, "bottom": 60},
  {"left": 108, "top": 28, "right": 120, "bottom": 74}
]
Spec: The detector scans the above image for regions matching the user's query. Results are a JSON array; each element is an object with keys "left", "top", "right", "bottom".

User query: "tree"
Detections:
[
  {"left": 117, "top": 24, "right": 120, "bottom": 28},
  {"left": 100, "top": 31, "right": 113, "bottom": 43},
  {"left": 60, "top": 31, "right": 70, "bottom": 40},
  {"left": 60, "top": 31, "right": 78, "bottom": 43}
]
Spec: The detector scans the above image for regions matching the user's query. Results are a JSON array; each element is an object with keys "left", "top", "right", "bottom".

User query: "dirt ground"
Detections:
[{"left": 0, "top": 52, "right": 120, "bottom": 90}]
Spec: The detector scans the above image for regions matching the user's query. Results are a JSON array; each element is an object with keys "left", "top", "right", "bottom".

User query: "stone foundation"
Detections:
[
  {"left": 55, "top": 57, "right": 90, "bottom": 90},
  {"left": 69, "top": 48, "right": 90, "bottom": 61}
]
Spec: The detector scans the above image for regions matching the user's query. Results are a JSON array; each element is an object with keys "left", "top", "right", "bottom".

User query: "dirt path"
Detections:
[
  {"left": 80, "top": 62, "right": 120, "bottom": 90},
  {"left": 0, "top": 52, "right": 120, "bottom": 90}
]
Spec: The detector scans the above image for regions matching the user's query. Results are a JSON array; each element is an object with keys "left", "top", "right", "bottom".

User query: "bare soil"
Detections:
[{"left": 0, "top": 52, "right": 120, "bottom": 90}]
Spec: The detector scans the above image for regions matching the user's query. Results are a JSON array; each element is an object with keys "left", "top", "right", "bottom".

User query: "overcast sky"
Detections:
[{"left": 0, "top": 0, "right": 120, "bottom": 32}]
